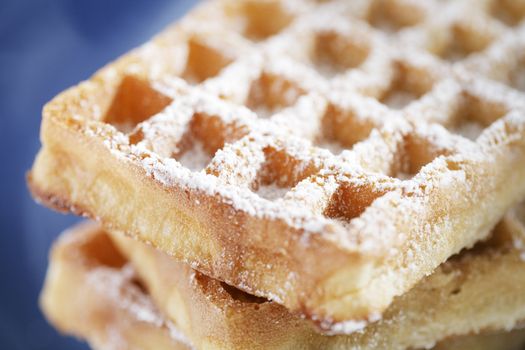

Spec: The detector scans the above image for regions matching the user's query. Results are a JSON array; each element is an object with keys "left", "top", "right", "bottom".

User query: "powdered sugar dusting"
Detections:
[
  {"left": 177, "top": 140, "right": 212, "bottom": 172},
  {"left": 317, "top": 311, "right": 382, "bottom": 335},
  {"left": 255, "top": 183, "right": 290, "bottom": 201},
  {"left": 87, "top": 264, "right": 193, "bottom": 348},
  {"left": 88, "top": 265, "right": 164, "bottom": 326},
  {"left": 91, "top": 67, "right": 515, "bottom": 259}
]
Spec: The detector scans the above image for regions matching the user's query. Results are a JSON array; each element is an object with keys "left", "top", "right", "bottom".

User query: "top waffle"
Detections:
[{"left": 28, "top": 0, "right": 525, "bottom": 333}]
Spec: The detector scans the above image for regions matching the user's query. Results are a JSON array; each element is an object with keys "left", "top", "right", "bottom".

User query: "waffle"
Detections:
[
  {"left": 39, "top": 224, "right": 191, "bottom": 350},
  {"left": 42, "top": 201, "right": 525, "bottom": 350},
  {"left": 28, "top": 0, "right": 525, "bottom": 331}
]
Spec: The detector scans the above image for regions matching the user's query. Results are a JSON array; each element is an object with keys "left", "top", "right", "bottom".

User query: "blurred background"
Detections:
[{"left": 0, "top": 0, "right": 197, "bottom": 348}]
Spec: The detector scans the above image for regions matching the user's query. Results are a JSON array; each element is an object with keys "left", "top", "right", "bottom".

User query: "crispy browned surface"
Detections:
[
  {"left": 30, "top": 0, "right": 525, "bottom": 330},
  {"left": 42, "top": 201, "right": 525, "bottom": 349}
]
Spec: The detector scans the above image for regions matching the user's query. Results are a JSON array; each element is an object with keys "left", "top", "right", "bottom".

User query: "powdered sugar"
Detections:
[
  {"left": 255, "top": 183, "right": 291, "bottom": 201},
  {"left": 317, "top": 311, "right": 382, "bottom": 335},
  {"left": 88, "top": 265, "right": 164, "bottom": 326},
  {"left": 177, "top": 140, "right": 212, "bottom": 172},
  {"left": 87, "top": 264, "right": 194, "bottom": 348}
]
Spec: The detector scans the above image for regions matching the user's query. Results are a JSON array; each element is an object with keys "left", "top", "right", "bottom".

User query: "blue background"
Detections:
[{"left": 0, "top": 1, "right": 197, "bottom": 348}]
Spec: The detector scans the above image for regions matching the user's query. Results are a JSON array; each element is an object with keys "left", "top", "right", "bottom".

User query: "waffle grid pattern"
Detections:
[
  {"left": 99, "top": 0, "right": 525, "bottom": 248},
  {"left": 32, "top": 0, "right": 525, "bottom": 332}
]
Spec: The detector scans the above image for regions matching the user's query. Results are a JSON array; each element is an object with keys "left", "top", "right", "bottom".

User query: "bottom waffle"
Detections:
[
  {"left": 41, "top": 202, "right": 525, "bottom": 350},
  {"left": 39, "top": 223, "right": 190, "bottom": 350},
  {"left": 39, "top": 220, "right": 525, "bottom": 350}
]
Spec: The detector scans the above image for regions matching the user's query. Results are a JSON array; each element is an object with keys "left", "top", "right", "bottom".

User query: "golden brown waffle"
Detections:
[
  {"left": 42, "top": 201, "right": 525, "bottom": 349},
  {"left": 39, "top": 224, "right": 191, "bottom": 350},
  {"left": 29, "top": 0, "right": 525, "bottom": 331}
]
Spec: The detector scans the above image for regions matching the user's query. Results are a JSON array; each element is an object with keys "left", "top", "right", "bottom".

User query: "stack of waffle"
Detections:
[{"left": 28, "top": 0, "right": 525, "bottom": 349}]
